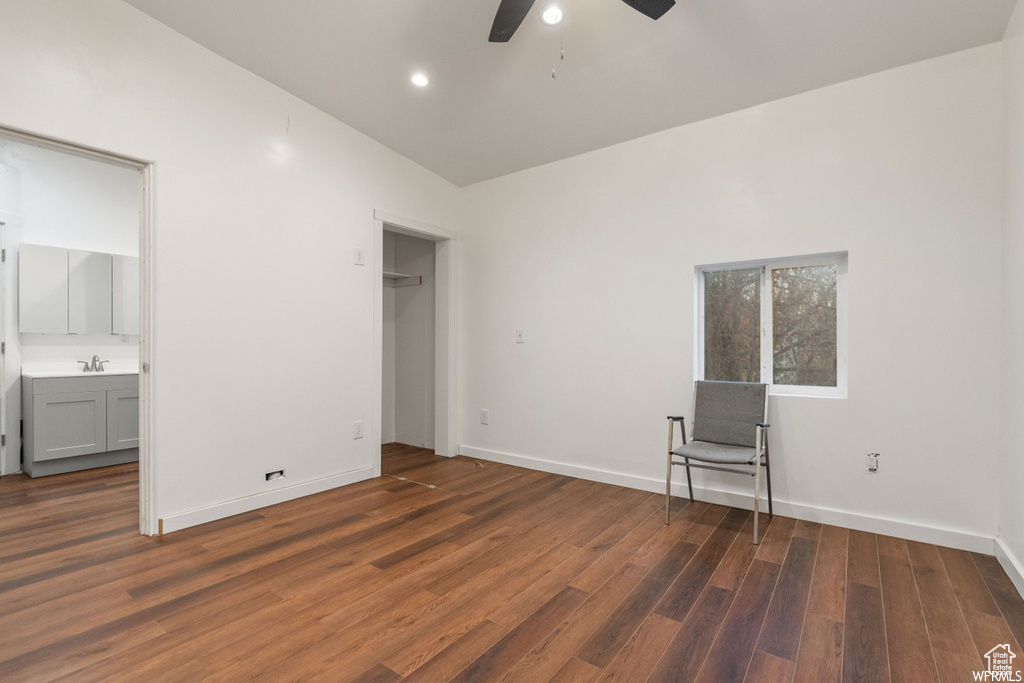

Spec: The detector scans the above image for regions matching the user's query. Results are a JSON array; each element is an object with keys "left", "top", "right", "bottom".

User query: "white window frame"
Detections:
[{"left": 695, "top": 251, "right": 848, "bottom": 399}]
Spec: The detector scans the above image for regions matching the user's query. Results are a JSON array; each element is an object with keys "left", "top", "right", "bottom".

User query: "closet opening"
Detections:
[
  {"left": 382, "top": 228, "right": 436, "bottom": 450},
  {"left": 371, "top": 210, "right": 457, "bottom": 477}
]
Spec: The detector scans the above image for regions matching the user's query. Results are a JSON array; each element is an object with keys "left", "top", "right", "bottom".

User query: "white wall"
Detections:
[
  {"left": 460, "top": 45, "right": 1005, "bottom": 551},
  {"left": 6, "top": 142, "right": 138, "bottom": 254},
  {"left": 1000, "top": 0, "right": 1024, "bottom": 593},
  {"left": 0, "top": 162, "right": 18, "bottom": 215},
  {"left": 0, "top": 0, "right": 460, "bottom": 529},
  {"left": 2, "top": 140, "right": 141, "bottom": 367},
  {"left": 381, "top": 230, "right": 436, "bottom": 448}
]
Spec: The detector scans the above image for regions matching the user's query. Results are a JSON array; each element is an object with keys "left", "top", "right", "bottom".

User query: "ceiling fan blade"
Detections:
[
  {"left": 489, "top": 0, "right": 537, "bottom": 42},
  {"left": 620, "top": 0, "right": 676, "bottom": 20}
]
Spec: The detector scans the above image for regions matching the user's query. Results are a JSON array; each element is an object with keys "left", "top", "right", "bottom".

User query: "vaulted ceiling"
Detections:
[{"left": 124, "top": 0, "right": 1018, "bottom": 186}]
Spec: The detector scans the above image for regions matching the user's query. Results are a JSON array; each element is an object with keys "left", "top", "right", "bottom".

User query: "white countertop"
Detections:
[{"left": 22, "top": 363, "right": 139, "bottom": 378}]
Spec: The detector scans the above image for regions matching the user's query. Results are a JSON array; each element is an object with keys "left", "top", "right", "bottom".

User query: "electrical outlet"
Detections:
[
  {"left": 867, "top": 453, "right": 879, "bottom": 472},
  {"left": 266, "top": 470, "right": 285, "bottom": 481},
  {"left": 480, "top": 409, "right": 489, "bottom": 425},
  {"left": 515, "top": 329, "right": 525, "bottom": 344},
  {"left": 354, "top": 248, "right": 366, "bottom": 266},
  {"left": 353, "top": 420, "right": 365, "bottom": 439}
]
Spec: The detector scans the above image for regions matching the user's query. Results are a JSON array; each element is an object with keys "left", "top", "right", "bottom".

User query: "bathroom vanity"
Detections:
[{"left": 22, "top": 371, "right": 139, "bottom": 477}]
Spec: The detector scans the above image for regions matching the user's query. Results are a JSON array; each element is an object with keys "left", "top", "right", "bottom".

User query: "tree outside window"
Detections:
[{"left": 698, "top": 254, "right": 846, "bottom": 397}]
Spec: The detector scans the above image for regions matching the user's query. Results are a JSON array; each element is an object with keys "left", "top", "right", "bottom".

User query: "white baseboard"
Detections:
[
  {"left": 996, "top": 538, "right": 1024, "bottom": 598},
  {"left": 458, "top": 445, "right": 997, "bottom": 556},
  {"left": 159, "top": 467, "right": 374, "bottom": 534}
]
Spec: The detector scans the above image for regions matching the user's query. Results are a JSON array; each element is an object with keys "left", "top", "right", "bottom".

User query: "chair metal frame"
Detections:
[{"left": 665, "top": 380, "right": 773, "bottom": 544}]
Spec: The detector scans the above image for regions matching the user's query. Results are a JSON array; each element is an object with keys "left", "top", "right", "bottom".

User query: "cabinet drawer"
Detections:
[
  {"left": 32, "top": 391, "right": 107, "bottom": 461},
  {"left": 32, "top": 374, "right": 138, "bottom": 394}
]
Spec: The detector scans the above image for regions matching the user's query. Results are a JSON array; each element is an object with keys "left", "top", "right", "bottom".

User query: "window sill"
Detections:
[{"left": 769, "top": 387, "right": 847, "bottom": 399}]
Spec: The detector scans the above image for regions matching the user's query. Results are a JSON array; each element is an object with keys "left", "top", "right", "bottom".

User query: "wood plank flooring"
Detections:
[{"left": 1, "top": 443, "right": 1022, "bottom": 681}]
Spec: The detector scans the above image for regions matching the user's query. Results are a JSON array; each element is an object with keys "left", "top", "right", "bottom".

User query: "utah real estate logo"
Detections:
[{"left": 974, "top": 644, "right": 1021, "bottom": 681}]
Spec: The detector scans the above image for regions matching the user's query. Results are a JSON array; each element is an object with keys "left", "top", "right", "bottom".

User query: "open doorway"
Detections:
[
  {"left": 372, "top": 210, "right": 457, "bottom": 476},
  {"left": 0, "top": 127, "right": 153, "bottom": 534}
]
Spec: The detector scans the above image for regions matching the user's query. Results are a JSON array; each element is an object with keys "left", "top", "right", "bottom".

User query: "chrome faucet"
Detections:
[{"left": 77, "top": 355, "right": 110, "bottom": 372}]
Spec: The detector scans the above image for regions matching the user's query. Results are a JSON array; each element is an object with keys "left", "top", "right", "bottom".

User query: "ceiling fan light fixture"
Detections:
[
  {"left": 540, "top": 4, "right": 563, "bottom": 26},
  {"left": 411, "top": 72, "right": 429, "bottom": 87}
]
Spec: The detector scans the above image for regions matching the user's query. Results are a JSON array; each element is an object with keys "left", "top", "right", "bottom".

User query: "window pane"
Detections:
[
  {"left": 704, "top": 268, "right": 760, "bottom": 382},
  {"left": 772, "top": 265, "right": 837, "bottom": 387}
]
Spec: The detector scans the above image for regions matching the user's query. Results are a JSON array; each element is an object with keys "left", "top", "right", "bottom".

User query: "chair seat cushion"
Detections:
[{"left": 672, "top": 440, "right": 757, "bottom": 465}]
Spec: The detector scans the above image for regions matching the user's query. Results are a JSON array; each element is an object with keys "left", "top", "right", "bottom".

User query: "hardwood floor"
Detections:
[{"left": 1, "top": 443, "right": 1022, "bottom": 682}]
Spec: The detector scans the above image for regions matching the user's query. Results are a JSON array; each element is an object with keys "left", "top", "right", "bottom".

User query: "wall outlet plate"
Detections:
[
  {"left": 354, "top": 420, "right": 365, "bottom": 439},
  {"left": 480, "top": 409, "right": 489, "bottom": 425},
  {"left": 867, "top": 453, "right": 880, "bottom": 472}
]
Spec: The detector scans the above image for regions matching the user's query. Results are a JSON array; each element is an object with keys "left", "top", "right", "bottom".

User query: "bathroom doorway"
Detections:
[{"left": 0, "top": 126, "right": 153, "bottom": 534}]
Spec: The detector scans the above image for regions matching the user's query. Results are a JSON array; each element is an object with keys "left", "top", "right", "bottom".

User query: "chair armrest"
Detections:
[{"left": 667, "top": 416, "right": 686, "bottom": 422}]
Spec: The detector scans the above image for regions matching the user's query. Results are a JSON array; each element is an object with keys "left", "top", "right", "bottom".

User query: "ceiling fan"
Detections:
[{"left": 489, "top": 0, "right": 676, "bottom": 42}]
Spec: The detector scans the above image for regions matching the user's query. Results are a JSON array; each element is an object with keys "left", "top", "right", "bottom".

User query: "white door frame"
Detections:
[
  {"left": 0, "top": 217, "right": 24, "bottom": 478},
  {"left": 372, "top": 209, "right": 457, "bottom": 472},
  {"left": 0, "top": 125, "right": 155, "bottom": 535}
]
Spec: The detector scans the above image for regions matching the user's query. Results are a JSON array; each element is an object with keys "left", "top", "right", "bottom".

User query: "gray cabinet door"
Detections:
[
  {"left": 106, "top": 388, "right": 139, "bottom": 451},
  {"left": 32, "top": 391, "right": 107, "bottom": 461}
]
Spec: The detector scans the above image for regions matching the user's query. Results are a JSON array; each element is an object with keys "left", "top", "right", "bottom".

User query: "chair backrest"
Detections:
[{"left": 692, "top": 381, "right": 768, "bottom": 448}]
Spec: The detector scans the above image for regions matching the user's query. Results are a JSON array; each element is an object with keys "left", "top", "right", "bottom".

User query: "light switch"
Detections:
[{"left": 515, "top": 329, "right": 525, "bottom": 344}]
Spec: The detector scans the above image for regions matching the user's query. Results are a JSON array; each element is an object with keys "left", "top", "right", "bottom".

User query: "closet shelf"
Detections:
[{"left": 383, "top": 271, "right": 422, "bottom": 288}]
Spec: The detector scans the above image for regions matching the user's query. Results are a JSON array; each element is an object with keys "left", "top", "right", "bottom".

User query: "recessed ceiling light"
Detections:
[
  {"left": 540, "top": 4, "right": 563, "bottom": 26},
  {"left": 411, "top": 72, "right": 429, "bottom": 87}
]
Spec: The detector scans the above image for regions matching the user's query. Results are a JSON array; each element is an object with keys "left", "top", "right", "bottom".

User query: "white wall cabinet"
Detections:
[
  {"left": 112, "top": 255, "right": 140, "bottom": 335},
  {"left": 68, "top": 249, "right": 112, "bottom": 334},
  {"left": 22, "top": 373, "right": 139, "bottom": 477},
  {"left": 19, "top": 243, "right": 138, "bottom": 335},
  {"left": 18, "top": 243, "right": 69, "bottom": 333}
]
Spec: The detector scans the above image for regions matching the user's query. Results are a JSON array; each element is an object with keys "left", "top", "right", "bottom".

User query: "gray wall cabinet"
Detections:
[{"left": 22, "top": 373, "right": 139, "bottom": 477}]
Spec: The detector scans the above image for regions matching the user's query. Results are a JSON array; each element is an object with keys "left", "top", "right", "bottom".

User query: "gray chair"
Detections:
[{"left": 665, "top": 380, "right": 772, "bottom": 543}]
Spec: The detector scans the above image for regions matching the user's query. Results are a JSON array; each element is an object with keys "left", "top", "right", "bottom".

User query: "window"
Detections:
[{"left": 697, "top": 253, "right": 847, "bottom": 397}]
